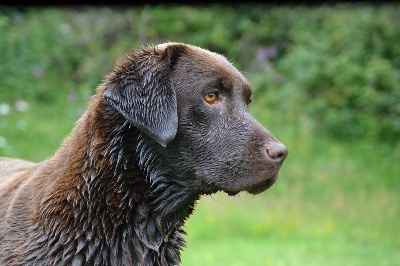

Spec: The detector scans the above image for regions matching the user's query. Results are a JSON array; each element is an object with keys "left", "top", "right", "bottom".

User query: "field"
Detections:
[
  {"left": 0, "top": 5, "right": 399, "bottom": 265},
  {"left": 1, "top": 95, "right": 399, "bottom": 265},
  {"left": 182, "top": 130, "right": 400, "bottom": 265}
]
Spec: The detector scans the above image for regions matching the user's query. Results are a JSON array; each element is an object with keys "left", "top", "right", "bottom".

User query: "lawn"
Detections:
[
  {"left": 1, "top": 97, "right": 398, "bottom": 265},
  {"left": 182, "top": 134, "right": 400, "bottom": 265}
]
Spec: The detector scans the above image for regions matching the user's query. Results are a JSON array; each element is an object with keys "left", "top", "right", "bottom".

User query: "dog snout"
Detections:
[{"left": 264, "top": 142, "right": 288, "bottom": 164}]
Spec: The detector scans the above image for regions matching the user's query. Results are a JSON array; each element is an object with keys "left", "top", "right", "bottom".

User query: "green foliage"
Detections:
[
  {"left": 274, "top": 6, "right": 400, "bottom": 141},
  {"left": 0, "top": 6, "right": 399, "bottom": 265},
  {"left": 1, "top": 5, "right": 399, "bottom": 141}
]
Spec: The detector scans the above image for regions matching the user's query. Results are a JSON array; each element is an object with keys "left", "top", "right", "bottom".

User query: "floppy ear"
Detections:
[{"left": 104, "top": 43, "right": 185, "bottom": 147}]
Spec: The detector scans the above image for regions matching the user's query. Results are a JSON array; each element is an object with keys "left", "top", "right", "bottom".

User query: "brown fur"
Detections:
[{"left": 0, "top": 43, "right": 288, "bottom": 265}]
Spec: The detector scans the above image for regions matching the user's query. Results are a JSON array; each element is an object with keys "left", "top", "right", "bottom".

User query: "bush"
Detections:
[{"left": 0, "top": 4, "right": 399, "bottom": 141}]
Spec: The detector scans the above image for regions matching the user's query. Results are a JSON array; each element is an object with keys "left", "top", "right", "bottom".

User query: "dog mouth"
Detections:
[
  {"left": 246, "top": 174, "right": 278, "bottom": 195},
  {"left": 222, "top": 170, "right": 280, "bottom": 197}
]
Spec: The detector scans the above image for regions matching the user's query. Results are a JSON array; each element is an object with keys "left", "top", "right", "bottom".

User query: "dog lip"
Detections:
[
  {"left": 221, "top": 173, "right": 278, "bottom": 196},
  {"left": 246, "top": 174, "right": 278, "bottom": 195}
]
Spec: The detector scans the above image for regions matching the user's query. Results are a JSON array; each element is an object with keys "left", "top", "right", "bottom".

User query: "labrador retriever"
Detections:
[{"left": 0, "top": 42, "right": 288, "bottom": 265}]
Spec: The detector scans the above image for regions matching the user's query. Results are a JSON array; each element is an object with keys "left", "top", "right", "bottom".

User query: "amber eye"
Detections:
[{"left": 204, "top": 92, "right": 218, "bottom": 104}]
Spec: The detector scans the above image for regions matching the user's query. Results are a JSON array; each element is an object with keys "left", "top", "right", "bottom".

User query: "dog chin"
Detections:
[
  {"left": 220, "top": 173, "right": 279, "bottom": 197},
  {"left": 246, "top": 173, "right": 279, "bottom": 195}
]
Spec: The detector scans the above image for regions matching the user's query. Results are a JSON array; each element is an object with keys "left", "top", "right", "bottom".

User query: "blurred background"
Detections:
[{"left": 0, "top": 4, "right": 399, "bottom": 265}]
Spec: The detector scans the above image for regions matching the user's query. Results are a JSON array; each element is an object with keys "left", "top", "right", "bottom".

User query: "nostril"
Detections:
[{"left": 266, "top": 143, "right": 288, "bottom": 163}]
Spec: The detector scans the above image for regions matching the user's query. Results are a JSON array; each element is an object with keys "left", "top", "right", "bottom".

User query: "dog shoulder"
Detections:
[{"left": 0, "top": 158, "right": 36, "bottom": 176}]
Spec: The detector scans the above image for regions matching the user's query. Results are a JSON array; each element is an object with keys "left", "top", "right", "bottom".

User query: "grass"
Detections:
[
  {"left": 182, "top": 135, "right": 400, "bottom": 265},
  {"left": 0, "top": 95, "right": 399, "bottom": 265},
  {"left": 0, "top": 96, "right": 87, "bottom": 161}
]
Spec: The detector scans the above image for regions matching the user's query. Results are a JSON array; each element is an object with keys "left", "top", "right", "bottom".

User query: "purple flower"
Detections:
[{"left": 257, "top": 46, "right": 278, "bottom": 61}]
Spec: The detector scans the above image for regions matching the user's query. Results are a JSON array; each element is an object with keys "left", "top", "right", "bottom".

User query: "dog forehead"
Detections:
[{"left": 178, "top": 45, "right": 250, "bottom": 91}]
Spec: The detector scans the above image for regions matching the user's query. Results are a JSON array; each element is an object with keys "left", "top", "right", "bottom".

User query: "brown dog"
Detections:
[{"left": 0, "top": 43, "right": 288, "bottom": 265}]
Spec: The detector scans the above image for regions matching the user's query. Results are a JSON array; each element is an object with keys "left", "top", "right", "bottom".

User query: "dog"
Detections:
[{"left": 0, "top": 42, "right": 288, "bottom": 265}]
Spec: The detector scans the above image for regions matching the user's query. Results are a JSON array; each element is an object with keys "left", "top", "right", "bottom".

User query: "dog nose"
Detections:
[{"left": 266, "top": 142, "right": 288, "bottom": 164}]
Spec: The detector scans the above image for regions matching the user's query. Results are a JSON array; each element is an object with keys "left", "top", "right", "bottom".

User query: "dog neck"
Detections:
[{"left": 34, "top": 94, "right": 200, "bottom": 265}]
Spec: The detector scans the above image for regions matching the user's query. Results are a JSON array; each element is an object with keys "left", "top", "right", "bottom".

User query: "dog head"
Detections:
[{"left": 104, "top": 42, "right": 288, "bottom": 195}]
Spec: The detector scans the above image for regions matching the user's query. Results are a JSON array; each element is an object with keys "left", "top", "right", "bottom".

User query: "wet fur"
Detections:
[{"left": 0, "top": 43, "right": 285, "bottom": 265}]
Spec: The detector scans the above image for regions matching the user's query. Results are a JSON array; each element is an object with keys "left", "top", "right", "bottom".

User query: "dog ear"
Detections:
[{"left": 104, "top": 43, "right": 185, "bottom": 147}]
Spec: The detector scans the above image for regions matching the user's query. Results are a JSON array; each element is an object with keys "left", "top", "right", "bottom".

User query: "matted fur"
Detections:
[{"left": 0, "top": 43, "right": 287, "bottom": 265}]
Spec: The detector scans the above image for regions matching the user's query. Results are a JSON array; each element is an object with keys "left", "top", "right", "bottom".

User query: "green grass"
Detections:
[
  {"left": 181, "top": 131, "right": 400, "bottom": 265},
  {"left": 0, "top": 98, "right": 399, "bottom": 265},
  {"left": 0, "top": 97, "right": 88, "bottom": 161}
]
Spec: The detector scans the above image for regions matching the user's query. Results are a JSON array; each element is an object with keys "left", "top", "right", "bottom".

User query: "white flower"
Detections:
[
  {"left": 14, "top": 100, "right": 30, "bottom": 112},
  {"left": 0, "top": 103, "right": 10, "bottom": 116}
]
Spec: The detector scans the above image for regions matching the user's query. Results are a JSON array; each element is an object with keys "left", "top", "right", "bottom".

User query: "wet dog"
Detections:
[{"left": 0, "top": 43, "right": 288, "bottom": 265}]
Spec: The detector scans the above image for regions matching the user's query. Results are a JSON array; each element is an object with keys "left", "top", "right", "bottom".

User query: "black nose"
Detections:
[{"left": 266, "top": 142, "right": 288, "bottom": 163}]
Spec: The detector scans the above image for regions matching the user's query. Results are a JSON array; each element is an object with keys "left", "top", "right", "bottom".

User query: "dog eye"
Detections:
[{"left": 204, "top": 91, "right": 218, "bottom": 104}]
